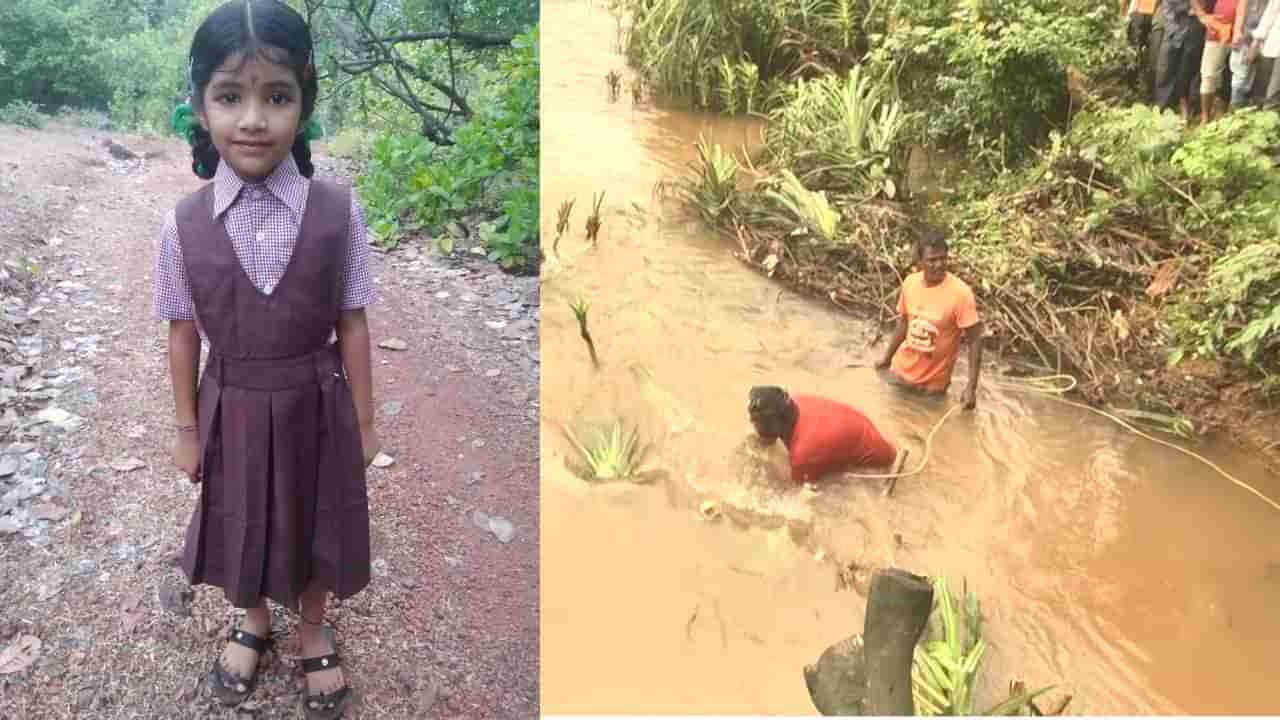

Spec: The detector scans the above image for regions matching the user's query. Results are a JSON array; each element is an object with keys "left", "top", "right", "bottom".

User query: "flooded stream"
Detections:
[{"left": 539, "top": 0, "right": 1280, "bottom": 713}]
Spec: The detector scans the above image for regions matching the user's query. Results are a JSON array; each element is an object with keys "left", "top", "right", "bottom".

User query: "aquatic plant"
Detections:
[
  {"left": 911, "top": 577, "right": 1058, "bottom": 716},
  {"left": 764, "top": 64, "right": 911, "bottom": 197},
  {"left": 554, "top": 198, "right": 575, "bottom": 257},
  {"left": 761, "top": 169, "right": 839, "bottom": 243},
  {"left": 662, "top": 135, "right": 742, "bottom": 225},
  {"left": 606, "top": 70, "right": 622, "bottom": 102},
  {"left": 621, "top": 0, "right": 843, "bottom": 113},
  {"left": 563, "top": 419, "right": 650, "bottom": 482},
  {"left": 585, "top": 191, "right": 606, "bottom": 246},
  {"left": 570, "top": 297, "right": 600, "bottom": 369}
]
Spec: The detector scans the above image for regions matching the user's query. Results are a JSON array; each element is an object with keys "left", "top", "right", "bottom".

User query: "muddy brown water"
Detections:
[{"left": 538, "top": 0, "right": 1280, "bottom": 714}]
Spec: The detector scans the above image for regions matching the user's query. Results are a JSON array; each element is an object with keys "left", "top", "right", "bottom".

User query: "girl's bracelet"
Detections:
[{"left": 176, "top": 424, "right": 198, "bottom": 433}]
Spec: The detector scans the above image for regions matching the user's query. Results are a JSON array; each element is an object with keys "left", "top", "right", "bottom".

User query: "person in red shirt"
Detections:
[{"left": 747, "top": 386, "right": 908, "bottom": 488}]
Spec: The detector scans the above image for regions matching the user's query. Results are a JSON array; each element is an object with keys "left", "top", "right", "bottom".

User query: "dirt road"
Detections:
[{"left": 0, "top": 123, "right": 539, "bottom": 719}]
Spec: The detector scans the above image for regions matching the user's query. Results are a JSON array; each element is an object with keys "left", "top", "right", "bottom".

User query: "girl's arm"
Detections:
[
  {"left": 169, "top": 320, "right": 202, "bottom": 481},
  {"left": 169, "top": 320, "right": 201, "bottom": 425},
  {"left": 337, "top": 308, "right": 380, "bottom": 464}
]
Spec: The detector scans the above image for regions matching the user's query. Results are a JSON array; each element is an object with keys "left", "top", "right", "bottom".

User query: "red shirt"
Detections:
[
  {"left": 785, "top": 395, "right": 897, "bottom": 483},
  {"left": 1208, "top": 0, "right": 1238, "bottom": 43}
]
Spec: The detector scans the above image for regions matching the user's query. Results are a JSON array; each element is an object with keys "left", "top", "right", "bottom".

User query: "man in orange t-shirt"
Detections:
[
  {"left": 875, "top": 230, "right": 984, "bottom": 408},
  {"left": 747, "top": 386, "right": 908, "bottom": 487}
]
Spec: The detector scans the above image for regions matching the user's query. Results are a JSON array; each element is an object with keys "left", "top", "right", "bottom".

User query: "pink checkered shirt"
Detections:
[{"left": 152, "top": 154, "right": 376, "bottom": 323}]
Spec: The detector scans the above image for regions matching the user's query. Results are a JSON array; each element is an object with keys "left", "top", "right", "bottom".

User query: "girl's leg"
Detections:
[
  {"left": 219, "top": 599, "right": 271, "bottom": 683},
  {"left": 299, "top": 585, "right": 346, "bottom": 695}
]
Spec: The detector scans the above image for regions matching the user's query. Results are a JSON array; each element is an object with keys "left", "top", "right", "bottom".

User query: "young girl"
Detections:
[{"left": 153, "top": 2, "right": 380, "bottom": 717}]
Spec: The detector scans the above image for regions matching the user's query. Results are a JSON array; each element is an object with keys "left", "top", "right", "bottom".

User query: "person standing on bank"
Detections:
[
  {"left": 874, "top": 230, "right": 983, "bottom": 409},
  {"left": 1155, "top": 0, "right": 1210, "bottom": 123},
  {"left": 1124, "top": 0, "right": 1162, "bottom": 100},
  {"left": 1221, "top": 0, "right": 1268, "bottom": 110},
  {"left": 1249, "top": 0, "right": 1280, "bottom": 105},
  {"left": 153, "top": 1, "right": 380, "bottom": 717},
  {"left": 1197, "top": 0, "right": 1241, "bottom": 122}
]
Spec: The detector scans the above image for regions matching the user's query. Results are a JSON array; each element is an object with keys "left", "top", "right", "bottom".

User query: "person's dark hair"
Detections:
[
  {"left": 188, "top": 0, "right": 317, "bottom": 179},
  {"left": 911, "top": 226, "right": 949, "bottom": 263},
  {"left": 748, "top": 386, "right": 794, "bottom": 438}
]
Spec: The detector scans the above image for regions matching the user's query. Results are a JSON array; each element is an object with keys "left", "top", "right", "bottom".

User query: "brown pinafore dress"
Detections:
[{"left": 175, "top": 179, "right": 371, "bottom": 610}]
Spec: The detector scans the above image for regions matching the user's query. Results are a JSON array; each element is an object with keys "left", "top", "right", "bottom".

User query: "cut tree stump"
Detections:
[{"left": 804, "top": 568, "right": 934, "bottom": 716}]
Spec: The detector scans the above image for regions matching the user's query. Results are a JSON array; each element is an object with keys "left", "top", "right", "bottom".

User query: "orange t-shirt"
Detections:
[{"left": 890, "top": 272, "right": 980, "bottom": 393}]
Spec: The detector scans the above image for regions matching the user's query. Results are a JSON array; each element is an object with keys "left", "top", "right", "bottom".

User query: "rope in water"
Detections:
[
  {"left": 841, "top": 404, "right": 962, "bottom": 481},
  {"left": 845, "top": 372, "right": 1280, "bottom": 514}
]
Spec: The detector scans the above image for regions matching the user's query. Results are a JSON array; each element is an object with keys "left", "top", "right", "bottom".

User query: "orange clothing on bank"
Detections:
[
  {"left": 889, "top": 271, "right": 980, "bottom": 393},
  {"left": 1135, "top": 0, "right": 1157, "bottom": 15}
]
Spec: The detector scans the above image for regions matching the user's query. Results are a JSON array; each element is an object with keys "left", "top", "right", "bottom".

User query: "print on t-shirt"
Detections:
[{"left": 905, "top": 309, "right": 941, "bottom": 356}]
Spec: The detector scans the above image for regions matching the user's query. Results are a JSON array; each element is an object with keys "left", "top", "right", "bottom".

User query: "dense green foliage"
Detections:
[
  {"left": 622, "top": 0, "right": 1128, "bottom": 162},
  {"left": 866, "top": 0, "right": 1125, "bottom": 165},
  {"left": 0, "top": 100, "right": 47, "bottom": 129},
  {"left": 764, "top": 64, "right": 911, "bottom": 196},
  {"left": 358, "top": 27, "right": 538, "bottom": 267},
  {"left": 660, "top": 0, "right": 1280, "bottom": 397},
  {"left": 1, "top": 0, "right": 539, "bottom": 272}
]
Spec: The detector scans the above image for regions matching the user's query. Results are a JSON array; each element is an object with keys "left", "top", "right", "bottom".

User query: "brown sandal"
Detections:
[
  {"left": 209, "top": 626, "right": 272, "bottom": 705},
  {"left": 301, "top": 651, "right": 351, "bottom": 719}
]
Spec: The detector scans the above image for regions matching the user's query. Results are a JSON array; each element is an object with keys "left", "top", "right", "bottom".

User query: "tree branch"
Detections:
[
  {"left": 343, "top": 0, "right": 455, "bottom": 143},
  {"left": 339, "top": 55, "right": 472, "bottom": 117},
  {"left": 369, "top": 31, "right": 515, "bottom": 48}
]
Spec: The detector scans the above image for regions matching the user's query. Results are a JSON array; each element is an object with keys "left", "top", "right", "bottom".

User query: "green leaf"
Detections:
[{"left": 980, "top": 686, "right": 1056, "bottom": 716}]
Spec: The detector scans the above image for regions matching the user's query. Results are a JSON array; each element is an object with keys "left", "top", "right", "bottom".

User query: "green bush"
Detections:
[
  {"left": 764, "top": 64, "right": 912, "bottom": 196},
  {"left": 1170, "top": 109, "right": 1280, "bottom": 203},
  {"left": 0, "top": 100, "right": 46, "bottom": 129},
  {"left": 57, "top": 105, "right": 114, "bottom": 130},
  {"left": 1006, "top": 103, "right": 1280, "bottom": 371},
  {"left": 623, "top": 0, "right": 860, "bottom": 113},
  {"left": 325, "top": 128, "right": 377, "bottom": 161},
  {"left": 358, "top": 26, "right": 539, "bottom": 270},
  {"left": 1171, "top": 241, "right": 1280, "bottom": 367},
  {"left": 865, "top": 0, "right": 1123, "bottom": 165},
  {"left": 0, "top": 0, "right": 114, "bottom": 112},
  {"left": 101, "top": 0, "right": 220, "bottom": 133}
]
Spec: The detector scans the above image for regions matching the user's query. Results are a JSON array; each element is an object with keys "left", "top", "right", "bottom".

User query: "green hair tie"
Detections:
[{"left": 171, "top": 103, "right": 199, "bottom": 145}]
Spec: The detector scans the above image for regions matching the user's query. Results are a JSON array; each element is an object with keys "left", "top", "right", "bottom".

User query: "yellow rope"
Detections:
[
  {"left": 841, "top": 404, "right": 962, "bottom": 480},
  {"left": 844, "top": 373, "right": 1280, "bottom": 514}
]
